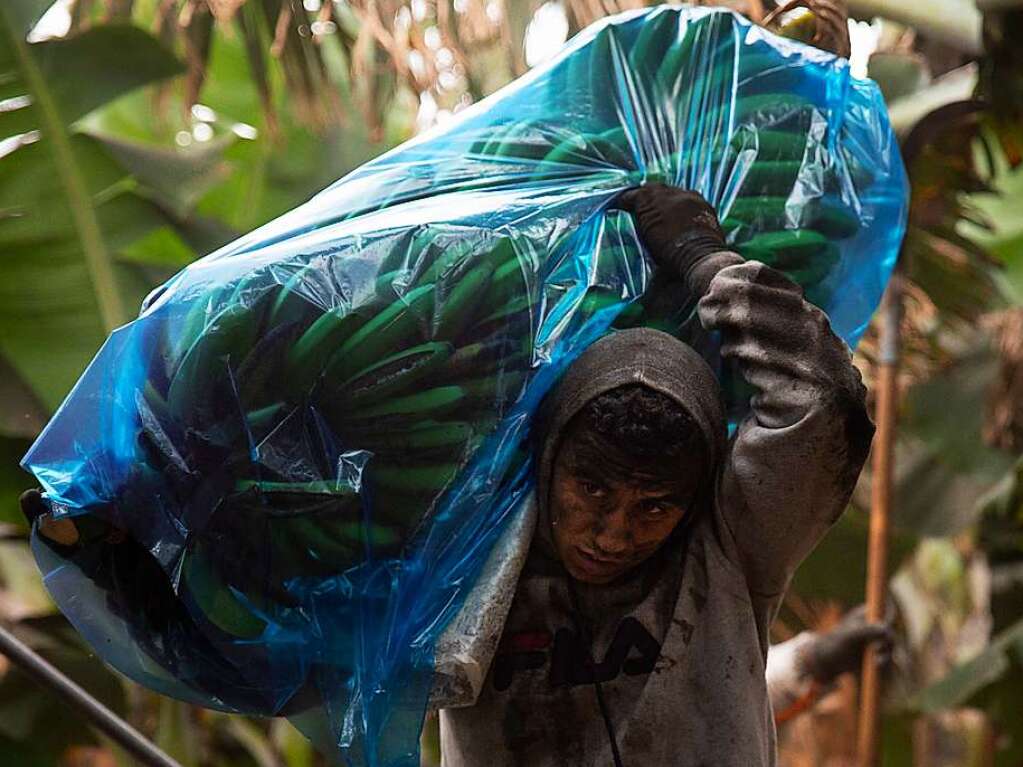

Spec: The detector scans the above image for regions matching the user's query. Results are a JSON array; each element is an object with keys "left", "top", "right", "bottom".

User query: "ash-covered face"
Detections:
[{"left": 549, "top": 416, "right": 704, "bottom": 585}]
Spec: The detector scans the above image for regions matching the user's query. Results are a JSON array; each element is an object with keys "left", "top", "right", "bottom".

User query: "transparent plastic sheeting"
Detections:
[{"left": 23, "top": 7, "right": 907, "bottom": 766}]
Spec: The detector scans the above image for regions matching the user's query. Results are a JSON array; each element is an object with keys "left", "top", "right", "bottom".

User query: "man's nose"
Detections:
[{"left": 594, "top": 508, "right": 630, "bottom": 557}]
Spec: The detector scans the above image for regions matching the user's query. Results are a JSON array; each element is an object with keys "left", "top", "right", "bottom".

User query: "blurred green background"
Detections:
[{"left": 1, "top": 1, "right": 1022, "bottom": 765}]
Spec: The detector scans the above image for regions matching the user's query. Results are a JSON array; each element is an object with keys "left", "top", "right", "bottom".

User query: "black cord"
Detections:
[
  {"left": 594, "top": 677, "right": 625, "bottom": 767},
  {"left": 0, "top": 625, "right": 182, "bottom": 767},
  {"left": 566, "top": 577, "right": 625, "bottom": 767}
]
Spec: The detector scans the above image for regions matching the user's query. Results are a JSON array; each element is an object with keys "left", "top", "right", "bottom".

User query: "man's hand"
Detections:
[
  {"left": 798, "top": 606, "right": 894, "bottom": 686},
  {"left": 21, "top": 488, "right": 80, "bottom": 547},
  {"left": 615, "top": 184, "right": 729, "bottom": 282}
]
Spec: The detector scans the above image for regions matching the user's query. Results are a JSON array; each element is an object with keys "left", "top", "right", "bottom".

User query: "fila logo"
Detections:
[{"left": 493, "top": 617, "right": 660, "bottom": 691}]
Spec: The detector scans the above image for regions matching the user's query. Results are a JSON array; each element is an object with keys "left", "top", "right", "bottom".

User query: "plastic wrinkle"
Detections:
[{"left": 22, "top": 7, "right": 906, "bottom": 766}]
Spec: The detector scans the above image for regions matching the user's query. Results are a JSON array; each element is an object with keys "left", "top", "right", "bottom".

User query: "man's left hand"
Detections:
[{"left": 615, "top": 184, "right": 728, "bottom": 281}]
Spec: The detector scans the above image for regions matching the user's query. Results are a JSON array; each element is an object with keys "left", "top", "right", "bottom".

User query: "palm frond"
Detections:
[
  {"left": 983, "top": 308, "right": 1023, "bottom": 452},
  {"left": 977, "top": 5, "right": 1023, "bottom": 166}
]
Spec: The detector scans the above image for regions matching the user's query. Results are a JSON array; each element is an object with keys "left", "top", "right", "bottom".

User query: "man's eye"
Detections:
[
  {"left": 579, "top": 479, "right": 607, "bottom": 497},
  {"left": 643, "top": 501, "right": 671, "bottom": 517}
]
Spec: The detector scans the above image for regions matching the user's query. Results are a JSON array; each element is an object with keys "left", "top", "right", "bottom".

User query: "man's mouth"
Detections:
[{"left": 574, "top": 546, "right": 627, "bottom": 574}]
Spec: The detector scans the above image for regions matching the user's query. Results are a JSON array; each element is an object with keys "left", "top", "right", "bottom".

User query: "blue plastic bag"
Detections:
[{"left": 23, "top": 6, "right": 907, "bottom": 765}]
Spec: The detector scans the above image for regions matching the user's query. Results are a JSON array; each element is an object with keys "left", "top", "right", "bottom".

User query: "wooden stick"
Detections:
[{"left": 857, "top": 277, "right": 902, "bottom": 767}]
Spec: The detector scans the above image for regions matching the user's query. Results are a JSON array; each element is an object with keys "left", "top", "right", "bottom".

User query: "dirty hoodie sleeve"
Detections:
[{"left": 699, "top": 259, "right": 875, "bottom": 598}]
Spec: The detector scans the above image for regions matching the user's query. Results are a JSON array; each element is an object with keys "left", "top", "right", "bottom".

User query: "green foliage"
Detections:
[
  {"left": 0, "top": 438, "right": 33, "bottom": 528},
  {"left": 793, "top": 508, "right": 917, "bottom": 607},
  {"left": 894, "top": 340, "right": 1017, "bottom": 536},
  {"left": 0, "top": 13, "right": 183, "bottom": 410},
  {"left": 913, "top": 617, "right": 1023, "bottom": 764},
  {"left": 868, "top": 53, "right": 930, "bottom": 104},
  {"left": 965, "top": 158, "right": 1023, "bottom": 304}
]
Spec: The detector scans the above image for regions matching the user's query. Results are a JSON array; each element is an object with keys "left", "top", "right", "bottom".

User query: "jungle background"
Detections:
[{"left": 1, "top": 0, "right": 1021, "bottom": 765}]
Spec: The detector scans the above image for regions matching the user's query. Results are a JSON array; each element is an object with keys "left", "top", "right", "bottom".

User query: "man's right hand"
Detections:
[{"left": 799, "top": 606, "right": 894, "bottom": 686}]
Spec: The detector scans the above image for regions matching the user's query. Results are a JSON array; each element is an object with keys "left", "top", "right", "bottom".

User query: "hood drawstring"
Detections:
[{"left": 566, "top": 575, "right": 626, "bottom": 767}]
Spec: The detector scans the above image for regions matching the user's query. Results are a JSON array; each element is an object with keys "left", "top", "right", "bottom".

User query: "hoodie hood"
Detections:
[{"left": 534, "top": 327, "right": 727, "bottom": 550}]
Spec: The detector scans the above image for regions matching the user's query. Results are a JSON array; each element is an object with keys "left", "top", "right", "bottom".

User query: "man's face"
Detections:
[{"left": 549, "top": 420, "right": 703, "bottom": 585}]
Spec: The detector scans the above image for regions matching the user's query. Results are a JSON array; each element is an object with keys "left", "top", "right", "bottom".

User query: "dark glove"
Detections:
[
  {"left": 799, "top": 606, "right": 894, "bottom": 685},
  {"left": 616, "top": 184, "right": 740, "bottom": 294}
]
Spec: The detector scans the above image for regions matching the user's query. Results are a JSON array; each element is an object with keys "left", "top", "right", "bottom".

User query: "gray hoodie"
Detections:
[{"left": 435, "top": 259, "right": 874, "bottom": 767}]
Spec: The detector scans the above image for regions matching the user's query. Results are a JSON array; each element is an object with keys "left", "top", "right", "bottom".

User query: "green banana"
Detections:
[
  {"left": 269, "top": 516, "right": 360, "bottom": 572},
  {"left": 738, "top": 228, "right": 831, "bottom": 263},
  {"left": 170, "top": 285, "right": 234, "bottom": 365},
  {"left": 723, "top": 196, "right": 859, "bottom": 241},
  {"left": 612, "top": 301, "right": 645, "bottom": 328},
  {"left": 366, "top": 486, "right": 433, "bottom": 525},
  {"left": 578, "top": 287, "right": 628, "bottom": 320},
  {"left": 411, "top": 238, "right": 476, "bottom": 291},
  {"left": 586, "top": 29, "right": 617, "bottom": 125},
  {"left": 445, "top": 336, "right": 529, "bottom": 380},
  {"left": 738, "top": 229, "right": 839, "bottom": 285},
  {"left": 735, "top": 161, "right": 804, "bottom": 197},
  {"left": 324, "top": 283, "right": 435, "bottom": 383},
  {"left": 167, "top": 302, "right": 255, "bottom": 422},
  {"left": 375, "top": 269, "right": 408, "bottom": 300},
  {"left": 285, "top": 306, "right": 369, "bottom": 388},
  {"left": 377, "top": 226, "right": 432, "bottom": 276},
  {"left": 346, "top": 384, "right": 465, "bottom": 422},
  {"left": 723, "top": 129, "right": 810, "bottom": 163},
  {"left": 699, "top": 52, "right": 802, "bottom": 95},
  {"left": 355, "top": 420, "right": 476, "bottom": 451},
  {"left": 234, "top": 479, "right": 360, "bottom": 496},
  {"left": 469, "top": 121, "right": 508, "bottom": 155},
  {"left": 267, "top": 264, "right": 321, "bottom": 330},
  {"left": 734, "top": 93, "right": 816, "bottom": 127},
  {"left": 333, "top": 521, "right": 402, "bottom": 550},
  {"left": 141, "top": 380, "right": 172, "bottom": 425},
  {"left": 370, "top": 461, "right": 461, "bottom": 495},
  {"left": 245, "top": 402, "right": 285, "bottom": 434},
  {"left": 627, "top": 8, "right": 679, "bottom": 75},
  {"left": 656, "top": 13, "right": 732, "bottom": 95},
  {"left": 334, "top": 341, "right": 453, "bottom": 406},
  {"left": 183, "top": 548, "right": 266, "bottom": 639},
  {"left": 483, "top": 243, "right": 529, "bottom": 304},
  {"left": 480, "top": 120, "right": 520, "bottom": 157},
  {"left": 461, "top": 370, "right": 527, "bottom": 405},
  {"left": 591, "top": 127, "right": 634, "bottom": 168},
  {"left": 473, "top": 294, "right": 535, "bottom": 339},
  {"left": 810, "top": 202, "right": 859, "bottom": 239},
  {"left": 432, "top": 263, "right": 492, "bottom": 341},
  {"left": 536, "top": 134, "right": 590, "bottom": 178},
  {"left": 490, "top": 122, "right": 558, "bottom": 162},
  {"left": 234, "top": 319, "right": 305, "bottom": 409}
]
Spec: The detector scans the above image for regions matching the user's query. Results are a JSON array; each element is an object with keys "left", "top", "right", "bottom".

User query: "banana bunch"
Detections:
[
  {"left": 131, "top": 10, "right": 869, "bottom": 644},
  {"left": 24, "top": 7, "right": 907, "bottom": 728}
]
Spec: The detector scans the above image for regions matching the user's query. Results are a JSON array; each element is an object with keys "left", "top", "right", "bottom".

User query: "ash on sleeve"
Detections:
[{"left": 698, "top": 260, "right": 874, "bottom": 599}]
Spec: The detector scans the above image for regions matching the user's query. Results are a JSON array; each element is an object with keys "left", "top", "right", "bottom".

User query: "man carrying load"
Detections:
[{"left": 435, "top": 183, "right": 886, "bottom": 767}]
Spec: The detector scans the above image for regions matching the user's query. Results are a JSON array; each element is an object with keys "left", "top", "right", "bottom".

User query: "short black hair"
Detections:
[
  {"left": 580, "top": 385, "right": 702, "bottom": 456},
  {"left": 566, "top": 384, "right": 708, "bottom": 483}
]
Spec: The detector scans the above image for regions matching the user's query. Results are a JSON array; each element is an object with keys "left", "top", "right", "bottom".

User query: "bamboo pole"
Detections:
[{"left": 857, "top": 277, "right": 902, "bottom": 767}]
